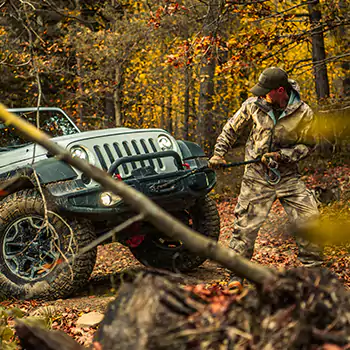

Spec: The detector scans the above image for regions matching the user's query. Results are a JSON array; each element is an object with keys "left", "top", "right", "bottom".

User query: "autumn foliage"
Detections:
[{"left": 0, "top": 0, "right": 348, "bottom": 149}]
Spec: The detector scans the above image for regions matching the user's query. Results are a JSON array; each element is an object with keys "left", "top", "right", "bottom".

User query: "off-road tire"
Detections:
[
  {"left": 0, "top": 189, "right": 97, "bottom": 300},
  {"left": 130, "top": 195, "right": 220, "bottom": 271}
]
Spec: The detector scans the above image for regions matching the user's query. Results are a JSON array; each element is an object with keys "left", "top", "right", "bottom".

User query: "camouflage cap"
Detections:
[{"left": 250, "top": 67, "right": 289, "bottom": 96}]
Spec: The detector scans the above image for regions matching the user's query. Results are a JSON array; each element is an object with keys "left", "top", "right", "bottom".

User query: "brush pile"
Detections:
[{"left": 16, "top": 268, "right": 350, "bottom": 350}]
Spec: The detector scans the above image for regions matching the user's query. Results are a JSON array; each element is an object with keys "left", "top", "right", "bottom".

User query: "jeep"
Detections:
[{"left": 0, "top": 107, "right": 219, "bottom": 300}]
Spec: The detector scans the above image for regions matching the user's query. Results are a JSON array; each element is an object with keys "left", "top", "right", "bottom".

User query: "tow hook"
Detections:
[{"left": 125, "top": 235, "right": 145, "bottom": 248}]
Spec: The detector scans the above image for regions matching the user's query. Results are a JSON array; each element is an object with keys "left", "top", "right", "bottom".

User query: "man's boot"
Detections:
[{"left": 297, "top": 237, "right": 324, "bottom": 268}]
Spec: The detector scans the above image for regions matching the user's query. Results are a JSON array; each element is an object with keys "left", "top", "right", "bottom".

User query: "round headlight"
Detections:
[
  {"left": 70, "top": 146, "right": 95, "bottom": 165},
  {"left": 71, "top": 146, "right": 88, "bottom": 161},
  {"left": 100, "top": 192, "right": 112, "bottom": 206},
  {"left": 158, "top": 135, "right": 173, "bottom": 150}
]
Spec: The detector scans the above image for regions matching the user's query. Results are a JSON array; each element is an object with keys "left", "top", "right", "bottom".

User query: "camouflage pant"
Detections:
[{"left": 229, "top": 175, "right": 323, "bottom": 266}]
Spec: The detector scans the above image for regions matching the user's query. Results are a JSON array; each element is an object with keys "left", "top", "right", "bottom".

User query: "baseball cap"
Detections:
[{"left": 250, "top": 67, "right": 289, "bottom": 96}]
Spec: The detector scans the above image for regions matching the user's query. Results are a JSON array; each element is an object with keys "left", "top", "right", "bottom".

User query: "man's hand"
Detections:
[
  {"left": 261, "top": 151, "right": 281, "bottom": 166},
  {"left": 208, "top": 155, "right": 227, "bottom": 169}
]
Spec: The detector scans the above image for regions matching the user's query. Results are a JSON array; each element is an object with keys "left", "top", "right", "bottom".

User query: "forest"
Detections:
[
  {"left": 0, "top": 1, "right": 349, "bottom": 349},
  {"left": 0, "top": 0, "right": 349, "bottom": 151}
]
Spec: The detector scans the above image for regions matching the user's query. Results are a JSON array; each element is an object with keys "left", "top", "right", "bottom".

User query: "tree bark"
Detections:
[
  {"left": 183, "top": 65, "right": 191, "bottom": 140},
  {"left": 76, "top": 56, "right": 85, "bottom": 124},
  {"left": 197, "top": 57, "right": 216, "bottom": 152},
  {"left": 196, "top": 0, "right": 225, "bottom": 152},
  {"left": 167, "top": 65, "right": 173, "bottom": 135},
  {"left": 105, "top": 92, "right": 114, "bottom": 125},
  {"left": 333, "top": 0, "right": 350, "bottom": 97},
  {"left": 114, "top": 63, "right": 123, "bottom": 126},
  {"left": 308, "top": 0, "right": 330, "bottom": 100},
  {"left": 160, "top": 95, "right": 165, "bottom": 129}
]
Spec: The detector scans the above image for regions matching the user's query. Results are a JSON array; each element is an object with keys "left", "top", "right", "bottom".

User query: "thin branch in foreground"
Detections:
[{"left": 77, "top": 213, "right": 145, "bottom": 258}]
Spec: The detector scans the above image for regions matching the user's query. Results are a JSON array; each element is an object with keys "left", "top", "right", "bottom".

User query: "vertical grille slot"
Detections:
[
  {"left": 122, "top": 141, "right": 137, "bottom": 170},
  {"left": 148, "top": 138, "right": 163, "bottom": 168},
  {"left": 140, "top": 139, "right": 155, "bottom": 169},
  {"left": 103, "top": 144, "right": 115, "bottom": 163},
  {"left": 93, "top": 145, "right": 108, "bottom": 171},
  {"left": 113, "top": 142, "right": 129, "bottom": 175},
  {"left": 131, "top": 140, "right": 146, "bottom": 167}
]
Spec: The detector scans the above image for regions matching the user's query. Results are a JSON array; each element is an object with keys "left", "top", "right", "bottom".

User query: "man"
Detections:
[{"left": 209, "top": 67, "right": 323, "bottom": 285}]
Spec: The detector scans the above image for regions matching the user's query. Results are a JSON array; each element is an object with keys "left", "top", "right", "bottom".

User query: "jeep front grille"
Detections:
[{"left": 93, "top": 138, "right": 164, "bottom": 176}]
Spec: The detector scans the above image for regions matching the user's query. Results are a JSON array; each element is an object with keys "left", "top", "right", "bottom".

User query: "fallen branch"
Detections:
[{"left": 15, "top": 320, "right": 84, "bottom": 350}]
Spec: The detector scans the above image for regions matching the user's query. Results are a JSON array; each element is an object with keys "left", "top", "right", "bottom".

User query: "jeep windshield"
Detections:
[{"left": 0, "top": 109, "right": 79, "bottom": 151}]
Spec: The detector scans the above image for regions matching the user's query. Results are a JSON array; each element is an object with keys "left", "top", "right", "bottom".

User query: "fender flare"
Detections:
[
  {"left": 0, "top": 158, "right": 77, "bottom": 198},
  {"left": 176, "top": 140, "right": 206, "bottom": 160}
]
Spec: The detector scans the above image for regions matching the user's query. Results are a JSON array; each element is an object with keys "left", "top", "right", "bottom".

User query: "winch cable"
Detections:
[
  {"left": 216, "top": 156, "right": 281, "bottom": 185},
  {"left": 222, "top": 158, "right": 261, "bottom": 168},
  {"left": 149, "top": 166, "right": 208, "bottom": 191},
  {"left": 150, "top": 156, "right": 281, "bottom": 192}
]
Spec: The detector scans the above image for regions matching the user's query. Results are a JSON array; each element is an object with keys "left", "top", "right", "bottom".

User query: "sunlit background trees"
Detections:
[{"left": 0, "top": 0, "right": 349, "bottom": 152}]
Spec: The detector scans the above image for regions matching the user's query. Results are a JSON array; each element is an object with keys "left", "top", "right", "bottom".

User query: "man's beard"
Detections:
[{"left": 264, "top": 96, "right": 281, "bottom": 108}]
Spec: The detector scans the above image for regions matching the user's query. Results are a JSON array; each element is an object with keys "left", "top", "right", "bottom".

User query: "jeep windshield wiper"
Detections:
[{"left": 0, "top": 143, "right": 31, "bottom": 152}]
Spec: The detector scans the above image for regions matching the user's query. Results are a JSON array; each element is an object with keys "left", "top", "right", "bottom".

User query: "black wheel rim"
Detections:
[{"left": 3, "top": 216, "right": 60, "bottom": 281}]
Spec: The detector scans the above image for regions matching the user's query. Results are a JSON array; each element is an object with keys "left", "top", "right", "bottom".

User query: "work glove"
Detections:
[
  {"left": 208, "top": 155, "right": 227, "bottom": 169},
  {"left": 261, "top": 151, "right": 281, "bottom": 167}
]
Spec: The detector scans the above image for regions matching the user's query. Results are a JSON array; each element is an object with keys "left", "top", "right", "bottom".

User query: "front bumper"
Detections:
[{"left": 46, "top": 166, "right": 216, "bottom": 221}]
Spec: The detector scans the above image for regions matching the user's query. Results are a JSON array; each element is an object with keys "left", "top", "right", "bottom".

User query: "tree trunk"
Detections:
[
  {"left": 114, "top": 63, "right": 123, "bottom": 126},
  {"left": 189, "top": 71, "right": 197, "bottom": 142},
  {"left": 333, "top": 0, "right": 350, "bottom": 97},
  {"left": 183, "top": 65, "right": 191, "bottom": 140},
  {"left": 76, "top": 56, "right": 84, "bottom": 124},
  {"left": 167, "top": 66, "right": 173, "bottom": 135},
  {"left": 94, "top": 271, "right": 205, "bottom": 350},
  {"left": 197, "top": 60, "right": 215, "bottom": 151},
  {"left": 196, "top": 0, "right": 225, "bottom": 152},
  {"left": 308, "top": 0, "right": 330, "bottom": 100},
  {"left": 160, "top": 96, "right": 165, "bottom": 129},
  {"left": 105, "top": 92, "right": 114, "bottom": 125}
]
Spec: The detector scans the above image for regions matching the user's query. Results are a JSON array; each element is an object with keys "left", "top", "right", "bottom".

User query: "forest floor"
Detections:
[{"left": 2, "top": 164, "right": 350, "bottom": 347}]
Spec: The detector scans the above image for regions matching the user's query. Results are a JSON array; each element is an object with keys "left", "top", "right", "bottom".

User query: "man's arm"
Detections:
[
  {"left": 279, "top": 106, "right": 316, "bottom": 163},
  {"left": 214, "top": 103, "right": 252, "bottom": 157}
]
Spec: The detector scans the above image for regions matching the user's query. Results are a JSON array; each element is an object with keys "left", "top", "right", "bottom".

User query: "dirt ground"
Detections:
[
  {"left": 39, "top": 197, "right": 348, "bottom": 314},
  {"left": 4, "top": 199, "right": 349, "bottom": 347},
  {"left": 3, "top": 162, "right": 349, "bottom": 347}
]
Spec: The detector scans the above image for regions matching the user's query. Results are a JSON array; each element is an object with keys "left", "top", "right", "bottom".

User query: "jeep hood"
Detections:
[{"left": 0, "top": 127, "right": 173, "bottom": 172}]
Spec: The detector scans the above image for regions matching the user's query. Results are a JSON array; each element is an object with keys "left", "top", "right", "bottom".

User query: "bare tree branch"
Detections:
[
  {"left": 292, "top": 53, "right": 350, "bottom": 72},
  {"left": 77, "top": 213, "right": 145, "bottom": 258}
]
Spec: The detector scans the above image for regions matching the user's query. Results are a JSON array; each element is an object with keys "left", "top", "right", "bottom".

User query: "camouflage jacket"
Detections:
[{"left": 214, "top": 81, "right": 316, "bottom": 178}]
